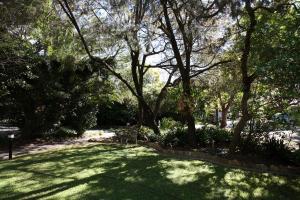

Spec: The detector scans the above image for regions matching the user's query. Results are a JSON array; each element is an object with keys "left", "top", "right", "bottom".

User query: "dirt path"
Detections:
[{"left": 0, "top": 129, "right": 116, "bottom": 160}]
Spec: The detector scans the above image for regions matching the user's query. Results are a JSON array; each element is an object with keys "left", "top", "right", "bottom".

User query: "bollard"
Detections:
[{"left": 8, "top": 134, "right": 14, "bottom": 160}]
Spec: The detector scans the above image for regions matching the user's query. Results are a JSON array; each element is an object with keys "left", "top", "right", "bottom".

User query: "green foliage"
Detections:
[
  {"left": 241, "top": 136, "right": 295, "bottom": 164},
  {"left": 159, "top": 87, "right": 185, "bottom": 122},
  {"left": 195, "top": 127, "right": 232, "bottom": 146},
  {"left": 137, "top": 126, "right": 158, "bottom": 142},
  {"left": 240, "top": 130, "right": 296, "bottom": 165},
  {"left": 52, "top": 126, "right": 78, "bottom": 139},
  {"left": 97, "top": 101, "right": 137, "bottom": 127},
  {"left": 0, "top": 36, "right": 108, "bottom": 138},
  {"left": 63, "top": 102, "right": 98, "bottom": 136},
  {"left": 240, "top": 117, "right": 297, "bottom": 164},
  {"left": 252, "top": 8, "right": 300, "bottom": 99},
  {"left": 161, "top": 126, "right": 187, "bottom": 147},
  {"left": 160, "top": 117, "right": 182, "bottom": 130},
  {"left": 263, "top": 137, "right": 292, "bottom": 163},
  {"left": 161, "top": 126, "right": 231, "bottom": 148}
]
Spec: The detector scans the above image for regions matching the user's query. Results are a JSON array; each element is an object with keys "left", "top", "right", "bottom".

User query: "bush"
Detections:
[
  {"left": 196, "top": 127, "right": 232, "bottom": 146},
  {"left": 114, "top": 126, "right": 138, "bottom": 144},
  {"left": 137, "top": 126, "right": 159, "bottom": 142},
  {"left": 52, "top": 126, "right": 78, "bottom": 139},
  {"left": 97, "top": 101, "right": 137, "bottom": 127},
  {"left": 262, "top": 137, "right": 293, "bottom": 162},
  {"left": 0, "top": 51, "right": 108, "bottom": 139},
  {"left": 0, "top": 135, "right": 7, "bottom": 148},
  {"left": 240, "top": 131, "right": 295, "bottom": 164},
  {"left": 63, "top": 100, "right": 97, "bottom": 136},
  {"left": 291, "top": 150, "right": 300, "bottom": 165},
  {"left": 160, "top": 117, "right": 182, "bottom": 130},
  {"left": 161, "top": 126, "right": 187, "bottom": 147},
  {"left": 160, "top": 125, "right": 232, "bottom": 148}
]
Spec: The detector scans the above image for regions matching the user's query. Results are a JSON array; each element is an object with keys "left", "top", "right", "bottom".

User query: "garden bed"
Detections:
[{"left": 143, "top": 142, "right": 300, "bottom": 177}]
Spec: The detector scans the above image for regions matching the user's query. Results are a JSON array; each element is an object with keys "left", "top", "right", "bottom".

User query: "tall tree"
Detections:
[
  {"left": 158, "top": 0, "right": 230, "bottom": 145},
  {"left": 203, "top": 62, "right": 240, "bottom": 128},
  {"left": 228, "top": 0, "right": 297, "bottom": 153},
  {"left": 55, "top": 0, "right": 177, "bottom": 134}
]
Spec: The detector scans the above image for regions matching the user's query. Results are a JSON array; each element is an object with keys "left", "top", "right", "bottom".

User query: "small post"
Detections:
[{"left": 8, "top": 133, "right": 14, "bottom": 160}]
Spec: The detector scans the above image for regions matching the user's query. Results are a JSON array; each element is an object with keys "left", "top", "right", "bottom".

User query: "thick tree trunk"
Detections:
[
  {"left": 186, "top": 111, "right": 196, "bottom": 146},
  {"left": 220, "top": 106, "right": 229, "bottom": 129},
  {"left": 161, "top": 0, "right": 197, "bottom": 146},
  {"left": 140, "top": 100, "right": 160, "bottom": 135},
  {"left": 182, "top": 77, "right": 196, "bottom": 147},
  {"left": 137, "top": 101, "right": 144, "bottom": 127}
]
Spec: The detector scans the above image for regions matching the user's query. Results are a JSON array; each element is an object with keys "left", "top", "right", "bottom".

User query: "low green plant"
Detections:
[
  {"left": 138, "top": 126, "right": 158, "bottom": 142},
  {"left": 240, "top": 131, "right": 295, "bottom": 164},
  {"left": 262, "top": 137, "right": 293, "bottom": 163},
  {"left": 196, "top": 127, "right": 232, "bottom": 146},
  {"left": 160, "top": 126, "right": 231, "bottom": 148},
  {"left": 160, "top": 117, "right": 182, "bottom": 130},
  {"left": 52, "top": 126, "right": 78, "bottom": 139}
]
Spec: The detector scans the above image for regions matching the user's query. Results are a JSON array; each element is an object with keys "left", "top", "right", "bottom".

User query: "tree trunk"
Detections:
[
  {"left": 229, "top": 84, "right": 252, "bottom": 153},
  {"left": 137, "top": 101, "right": 144, "bottom": 127},
  {"left": 138, "top": 98, "right": 160, "bottom": 135},
  {"left": 215, "top": 107, "right": 219, "bottom": 126},
  {"left": 220, "top": 106, "right": 229, "bottom": 129},
  {"left": 229, "top": 0, "right": 257, "bottom": 154},
  {"left": 186, "top": 111, "right": 196, "bottom": 146},
  {"left": 182, "top": 77, "right": 196, "bottom": 147}
]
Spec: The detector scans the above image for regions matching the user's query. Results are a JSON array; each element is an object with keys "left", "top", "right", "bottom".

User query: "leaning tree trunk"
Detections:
[
  {"left": 139, "top": 99, "right": 160, "bottom": 135},
  {"left": 229, "top": 86, "right": 251, "bottom": 153},
  {"left": 229, "top": 0, "right": 257, "bottom": 154}
]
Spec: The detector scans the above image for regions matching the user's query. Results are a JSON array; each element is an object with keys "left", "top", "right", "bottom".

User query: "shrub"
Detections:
[
  {"left": 161, "top": 126, "right": 187, "bottom": 147},
  {"left": 97, "top": 101, "right": 137, "bottom": 127},
  {"left": 291, "top": 149, "right": 300, "bottom": 165},
  {"left": 262, "top": 137, "right": 292, "bottom": 162},
  {"left": 0, "top": 52, "right": 108, "bottom": 139},
  {"left": 160, "top": 126, "right": 232, "bottom": 148},
  {"left": 114, "top": 126, "right": 138, "bottom": 144},
  {"left": 195, "top": 127, "right": 232, "bottom": 146},
  {"left": 137, "top": 126, "right": 159, "bottom": 142},
  {"left": 63, "top": 100, "right": 97, "bottom": 136},
  {"left": 240, "top": 131, "right": 295, "bottom": 164},
  {"left": 160, "top": 117, "right": 182, "bottom": 130},
  {"left": 52, "top": 126, "right": 78, "bottom": 139}
]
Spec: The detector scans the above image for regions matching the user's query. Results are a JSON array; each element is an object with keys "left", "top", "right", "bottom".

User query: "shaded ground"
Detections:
[
  {"left": 0, "top": 144, "right": 299, "bottom": 200},
  {"left": 0, "top": 129, "right": 115, "bottom": 160}
]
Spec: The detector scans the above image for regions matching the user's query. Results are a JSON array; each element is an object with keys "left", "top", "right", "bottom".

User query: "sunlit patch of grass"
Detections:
[
  {"left": 0, "top": 144, "right": 299, "bottom": 200},
  {"left": 159, "top": 160, "right": 215, "bottom": 185}
]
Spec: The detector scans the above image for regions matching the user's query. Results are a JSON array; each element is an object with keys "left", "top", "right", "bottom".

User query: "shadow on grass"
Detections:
[{"left": 0, "top": 144, "right": 299, "bottom": 200}]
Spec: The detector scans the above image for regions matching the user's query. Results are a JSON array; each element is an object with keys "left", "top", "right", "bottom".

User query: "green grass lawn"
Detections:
[{"left": 0, "top": 144, "right": 299, "bottom": 200}]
